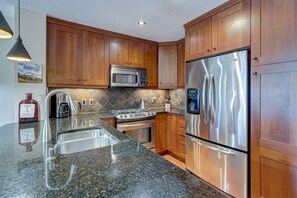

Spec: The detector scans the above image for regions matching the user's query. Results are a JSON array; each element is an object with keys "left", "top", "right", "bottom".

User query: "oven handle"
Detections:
[{"left": 117, "top": 119, "right": 155, "bottom": 132}]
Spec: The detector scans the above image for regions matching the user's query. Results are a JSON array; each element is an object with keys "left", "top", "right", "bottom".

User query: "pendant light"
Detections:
[
  {"left": 0, "top": 11, "right": 14, "bottom": 38},
  {"left": 7, "top": 0, "right": 31, "bottom": 62}
]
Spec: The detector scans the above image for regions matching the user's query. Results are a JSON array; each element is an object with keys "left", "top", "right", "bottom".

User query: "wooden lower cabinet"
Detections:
[
  {"left": 167, "top": 114, "right": 177, "bottom": 153},
  {"left": 101, "top": 117, "right": 115, "bottom": 128},
  {"left": 156, "top": 113, "right": 167, "bottom": 153},
  {"left": 251, "top": 61, "right": 297, "bottom": 198},
  {"left": 156, "top": 113, "right": 185, "bottom": 161}
]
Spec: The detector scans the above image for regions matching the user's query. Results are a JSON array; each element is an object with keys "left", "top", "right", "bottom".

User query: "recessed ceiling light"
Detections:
[{"left": 137, "top": 21, "right": 146, "bottom": 26}]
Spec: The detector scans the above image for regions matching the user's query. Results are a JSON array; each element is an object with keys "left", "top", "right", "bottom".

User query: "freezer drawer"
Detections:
[{"left": 186, "top": 135, "right": 247, "bottom": 198}]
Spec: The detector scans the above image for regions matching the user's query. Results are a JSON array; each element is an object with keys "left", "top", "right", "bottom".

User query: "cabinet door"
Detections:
[
  {"left": 185, "top": 18, "right": 212, "bottom": 61},
  {"left": 212, "top": 0, "right": 250, "bottom": 54},
  {"left": 144, "top": 44, "right": 158, "bottom": 88},
  {"left": 158, "top": 44, "right": 177, "bottom": 89},
  {"left": 167, "top": 114, "right": 177, "bottom": 153},
  {"left": 128, "top": 41, "right": 144, "bottom": 67},
  {"left": 251, "top": 0, "right": 297, "bottom": 66},
  {"left": 83, "top": 32, "right": 110, "bottom": 86},
  {"left": 251, "top": 62, "right": 297, "bottom": 198},
  {"left": 47, "top": 23, "right": 83, "bottom": 85},
  {"left": 177, "top": 40, "right": 186, "bottom": 88},
  {"left": 101, "top": 118, "right": 115, "bottom": 128},
  {"left": 110, "top": 37, "right": 129, "bottom": 66},
  {"left": 156, "top": 113, "right": 167, "bottom": 154}
]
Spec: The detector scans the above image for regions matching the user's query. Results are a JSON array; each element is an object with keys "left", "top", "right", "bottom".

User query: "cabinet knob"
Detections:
[
  {"left": 252, "top": 57, "right": 258, "bottom": 60},
  {"left": 252, "top": 72, "right": 258, "bottom": 75},
  {"left": 77, "top": 79, "right": 81, "bottom": 82},
  {"left": 125, "top": 62, "right": 128, "bottom": 64},
  {"left": 207, "top": 49, "right": 210, "bottom": 52},
  {"left": 84, "top": 79, "right": 87, "bottom": 82},
  {"left": 130, "top": 63, "right": 132, "bottom": 65},
  {"left": 213, "top": 48, "right": 216, "bottom": 51}
]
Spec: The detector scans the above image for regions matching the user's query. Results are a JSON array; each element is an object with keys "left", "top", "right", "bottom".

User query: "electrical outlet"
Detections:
[
  {"left": 89, "top": 99, "right": 94, "bottom": 106},
  {"left": 151, "top": 97, "right": 157, "bottom": 104},
  {"left": 89, "top": 120, "right": 94, "bottom": 126},
  {"left": 82, "top": 99, "right": 87, "bottom": 106},
  {"left": 82, "top": 121, "right": 87, "bottom": 126}
]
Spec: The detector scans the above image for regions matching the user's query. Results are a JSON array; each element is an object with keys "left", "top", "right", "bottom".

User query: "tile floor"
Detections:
[{"left": 162, "top": 154, "right": 186, "bottom": 170}]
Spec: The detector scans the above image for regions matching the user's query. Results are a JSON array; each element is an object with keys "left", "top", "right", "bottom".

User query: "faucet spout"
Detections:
[{"left": 43, "top": 89, "right": 78, "bottom": 143}]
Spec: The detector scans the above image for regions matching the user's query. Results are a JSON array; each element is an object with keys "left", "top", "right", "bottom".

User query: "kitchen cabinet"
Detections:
[
  {"left": 156, "top": 113, "right": 167, "bottom": 154},
  {"left": 101, "top": 117, "right": 115, "bottom": 128},
  {"left": 176, "top": 115, "right": 186, "bottom": 159},
  {"left": 184, "top": 0, "right": 250, "bottom": 61},
  {"left": 251, "top": 0, "right": 297, "bottom": 66},
  {"left": 82, "top": 31, "right": 110, "bottom": 86},
  {"left": 251, "top": 62, "right": 297, "bottom": 198},
  {"left": 109, "top": 37, "right": 145, "bottom": 67},
  {"left": 185, "top": 18, "right": 212, "bottom": 61},
  {"left": 177, "top": 39, "right": 186, "bottom": 88},
  {"left": 167, "top": 114, "right": 177, "bottom": 153},
  {"left": 47, "top": 23, "right": 83, "bottom": 86},
  {"left": 158, "top": 43, "right": 177, "bottom": 89},
  {"left": 144, "top": 44, "right": 158, "bottom": 88},
  {"left": 211, "top": 0, "right": 250, "bottom": 54},
  {"left": 47, "top": 23, "right": 110, "bottom": 88}
]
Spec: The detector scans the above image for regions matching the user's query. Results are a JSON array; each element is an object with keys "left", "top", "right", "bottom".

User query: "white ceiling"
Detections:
[{"left": 2, "top": 0, "right": 228, "bottom": 42}]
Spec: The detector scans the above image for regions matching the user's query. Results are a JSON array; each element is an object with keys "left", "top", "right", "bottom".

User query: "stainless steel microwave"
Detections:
[{"left": 110, "top": 65, "right": 147, "bottom": 88}]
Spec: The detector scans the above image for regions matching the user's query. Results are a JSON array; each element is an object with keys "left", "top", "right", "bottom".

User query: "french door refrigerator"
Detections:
[{"left": 185, "top": 50, "right": 248, "bottom": 198}]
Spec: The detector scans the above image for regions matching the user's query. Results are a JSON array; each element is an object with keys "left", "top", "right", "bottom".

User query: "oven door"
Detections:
[
  {"left": 110, "top": 70, "right": 139, "bottom": 87},
  {"left": 116, "top": 119, "right": 155, "bottom": 149}
]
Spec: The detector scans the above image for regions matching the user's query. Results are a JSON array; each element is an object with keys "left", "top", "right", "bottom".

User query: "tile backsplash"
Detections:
[
  {"left": 169, "top": 89, "right": 185, "bottom": 109},
  {"left": 52, "top": 88, "right": 185, "bottom": 113}
]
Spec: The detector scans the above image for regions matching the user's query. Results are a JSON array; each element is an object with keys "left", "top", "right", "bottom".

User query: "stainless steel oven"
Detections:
[
  {"left": 110, "top": 65, "right": 147, "bottom": 88},
  {"left": 116, "top": 119, "right": 155, "bottom": 149}
]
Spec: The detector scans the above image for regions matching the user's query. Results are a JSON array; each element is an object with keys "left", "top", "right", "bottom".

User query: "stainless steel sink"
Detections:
[{"left": 53, "top": 128, "right": 119, "bottom": 155}]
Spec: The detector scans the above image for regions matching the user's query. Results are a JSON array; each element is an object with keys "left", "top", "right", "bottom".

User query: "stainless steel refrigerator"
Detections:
[{"left": 185, "top": 50, "right": 248, "bottom": 198}]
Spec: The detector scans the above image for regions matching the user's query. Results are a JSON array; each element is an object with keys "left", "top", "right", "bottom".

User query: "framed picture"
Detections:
[{"left": 17, "top": 63, "right": 43, "bottom": 83}]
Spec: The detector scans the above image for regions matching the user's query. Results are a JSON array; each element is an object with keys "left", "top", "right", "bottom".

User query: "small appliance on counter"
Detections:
[
  {"left": 19, "top": 93, "right": 39, "bottom": 123},
  {"left": 140, "top": 99, "right": 147, "bottom": 110},
  {"left": 50, "top": 93, "right": 70, "bottom": 118},
  {"left": 165, "top": 95, "right": 171, "bottom": 111}
]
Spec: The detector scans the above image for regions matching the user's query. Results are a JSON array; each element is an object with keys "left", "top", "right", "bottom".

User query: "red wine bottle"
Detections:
[{"left": 19, "top": 93, "right": 39, "bottom": 123}]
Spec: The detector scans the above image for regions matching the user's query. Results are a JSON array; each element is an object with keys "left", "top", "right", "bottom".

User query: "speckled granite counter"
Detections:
[
  {"left": 149, "top": 108, "right": 185, "bottom": 116},
  {"left": 0, "top": 113, "right": 229, "bottom": 198}
]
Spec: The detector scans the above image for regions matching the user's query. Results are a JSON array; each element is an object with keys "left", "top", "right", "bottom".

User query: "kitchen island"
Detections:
[{"left": 0, "top": 113, "right": 229, "bottom": 197}]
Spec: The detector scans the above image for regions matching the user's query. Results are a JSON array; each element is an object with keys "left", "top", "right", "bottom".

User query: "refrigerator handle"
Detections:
[
  {"left": 190, "top": 138, "right": 236, "bottom": 156},
  {"left": 202, "top": 75, "right": 208, "bottom": 125},
  {"left": 209, "top": 74, "right": 216, "bottom": 124}
]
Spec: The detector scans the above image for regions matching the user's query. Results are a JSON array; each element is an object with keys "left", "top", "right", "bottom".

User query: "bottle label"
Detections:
[
  {"left": 20, "top": 104, "right": 35, "bottom": 118},
  {"left": 20, "top": 128, "right": 35, "bottom": 143}
]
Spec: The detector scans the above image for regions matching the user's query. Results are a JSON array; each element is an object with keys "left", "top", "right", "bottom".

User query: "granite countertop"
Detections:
[
  {"left": 0, "top": 113, "right": 229, "bottom": 197},
  {"left": 148, "top": 107, "right": 185, "bottom": 116}
]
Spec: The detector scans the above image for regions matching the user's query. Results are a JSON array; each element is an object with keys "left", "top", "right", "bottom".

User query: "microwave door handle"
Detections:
[{"left": 136, "top": 72, "right": 139, "bottom": 86}]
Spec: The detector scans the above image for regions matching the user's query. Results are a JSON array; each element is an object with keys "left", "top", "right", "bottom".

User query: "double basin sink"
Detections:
[{"left": 52, "top": 128, "right": 119, "bottom": 155}]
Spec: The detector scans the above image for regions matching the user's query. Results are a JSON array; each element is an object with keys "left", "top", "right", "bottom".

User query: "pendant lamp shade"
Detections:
[
  {"left": 0, "top": 11, "right": 13, "bottom": 38},
  {"left": 7, "top": 36, "right": 31, "bottom": 61},
  {"left": 6, "top": 0, "right": 31, "bottom": 62}
]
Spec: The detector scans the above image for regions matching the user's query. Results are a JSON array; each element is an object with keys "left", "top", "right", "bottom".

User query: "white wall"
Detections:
[{"left": 0, "top": 4, "right": 46, "bottom": 126}]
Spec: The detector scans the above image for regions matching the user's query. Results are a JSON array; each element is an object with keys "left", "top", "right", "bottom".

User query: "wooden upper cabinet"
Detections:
[
  {"left": 144, "top": 44, "right": 158, "bottom": 88},
  {"left": 184, "top": 0, "right": 251, "bottom": 61},
  {"left": 177, "top": 40, "right": 186, "bottom": 88},
  {"left": 158, "top": 43, "right": 177, "bottom": 89},
  {"left": 156, "top": 113, "right": 167, "bottom": 154},
  {"left": 83, "top": 32, "right": 110, "bottom": 86},
  {"left": 47, "top": 23, "right": 83, "bottom": 85},
  {"left": 110, "top": 37, "right": 145, "bottom": 67},
  {"left": 185, "top": 18, "right": 212, "bottom": 61},
  {"left": 109, "top": 37, "right": 129, "bottom": 66},
  {"left": 251, "top": 0, "right": 297, "bottom": 66},
  {"left": 128, "top": 41, "right": 144, "bottom": 67},
  {"left": 212, "top": 0, "right": 250, "bottom": 54}
]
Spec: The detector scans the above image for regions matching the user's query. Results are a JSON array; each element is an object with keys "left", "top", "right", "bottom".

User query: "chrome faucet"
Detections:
[{"left": 43, "top": 89, "right": 78, "bottom": 143}]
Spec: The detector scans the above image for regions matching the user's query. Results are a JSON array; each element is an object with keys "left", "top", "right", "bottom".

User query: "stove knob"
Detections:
[
  {"left": 120, "top": 115, "right": 123, "bottom": 118},
  {"left": 124, "top": 115, "right": 127, "bottom": 118}
]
